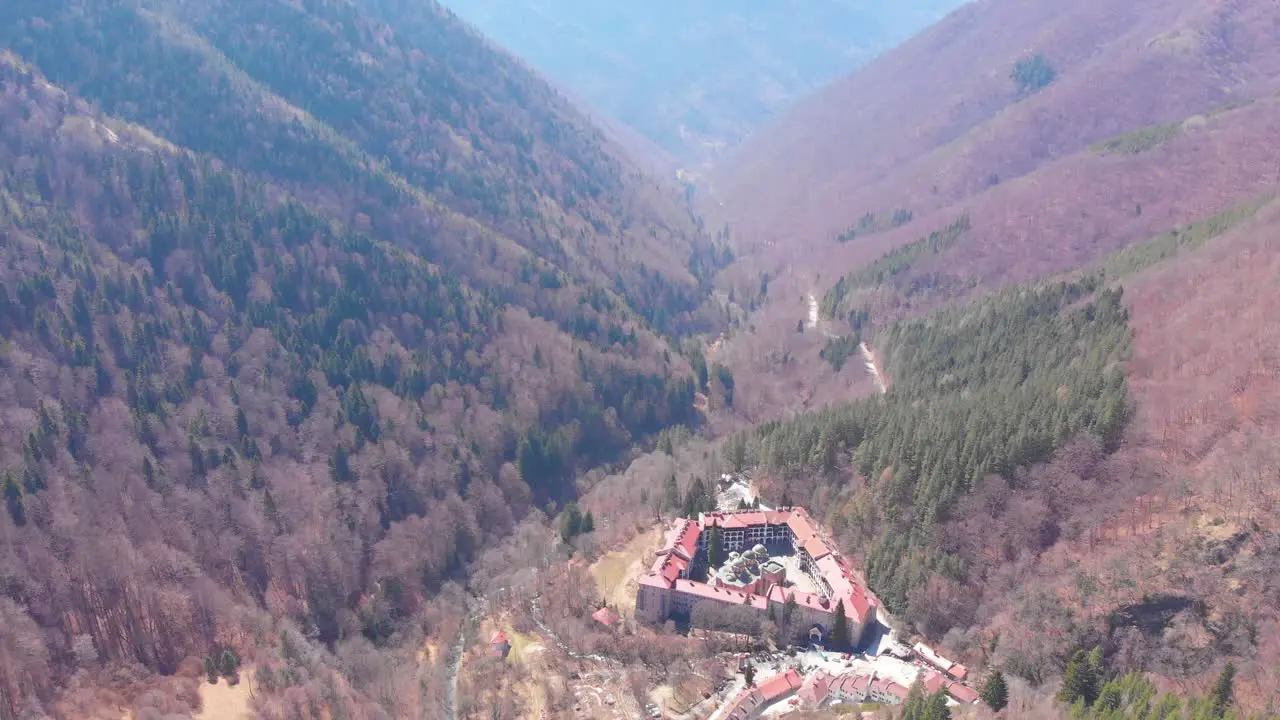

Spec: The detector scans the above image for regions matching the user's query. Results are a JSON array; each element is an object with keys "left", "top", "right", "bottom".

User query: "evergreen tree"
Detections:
[
  {"left": 1058, "top": 648, "right": 1103, "bottom": 707},
  {"left": 782, "top": 594, "right": 798, "bottom": 633},
  {"left": 683, "top": 477, "right": 712, "bottom": 517},
  {"left": 1209, "top": 662, "right": 1235, "bottom": 718},
  {"left": 559, "top": 503, "right": 584, "bottom": 540},
  {"left": 922, "top": 690, "right": 951, "bottom": 720},
  {"left": 218, "top": 648, "right": 241, "bottom": 680},
  {"left": 1085, "top": 646, "right": 1105, "bottom": 705},
  {"left": 742, "top": 661, "right": 755, "bottom": 687},
  {"left": 831, "top": 599, "right": 849, "bottom": 650},
  {"left": 4, "top": 478, "right": 25, "bottom": 527},
  {"left": 902, "top": 678, "right": 927, "bottom": 720},
  {"left": 980, "top": 668, "right": 1009, "bottom": 711},
  {"left": 663, "top": 473, "right": 680, "bottom": 512},
  {"left": 707, "top": 527, "right": 721, "bottom": 570},
  {"left": 724, "top": 434, "right": 747, "bottom": 473},
  {"left": 331, "top": 445, "right": 353, "bottom": 483}
]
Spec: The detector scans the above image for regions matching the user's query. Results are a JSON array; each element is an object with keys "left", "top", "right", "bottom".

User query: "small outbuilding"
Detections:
[
  {"left": 490, "top": 631, "right": 510, "bottom": 658},
  {"left": 592, "top": 606, "right": 621, "bottom": 628}
]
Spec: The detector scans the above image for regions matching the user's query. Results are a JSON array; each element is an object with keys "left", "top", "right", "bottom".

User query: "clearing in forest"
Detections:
[
  {"left": 194, "top": 668, "right": 255, "bottom": 720},
  {"left": 590, "top": 523, "right": 665, "bottom": 616}
]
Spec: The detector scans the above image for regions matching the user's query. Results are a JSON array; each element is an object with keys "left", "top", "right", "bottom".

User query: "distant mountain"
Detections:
[
  {"left": 440, "top": 0, "right": 970, "bottom": 162},
  {"left": 0, "top": 1, "right": 730, "bottom": 714},
  {"left": 712, "top": 0, "right": 1280, "bottom": 252}
]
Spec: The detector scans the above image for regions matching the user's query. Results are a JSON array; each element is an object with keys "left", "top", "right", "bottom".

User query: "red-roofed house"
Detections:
[
  {"left": 592, "top": 607, "right": 620, "bottom": 628},
  {"left": 947, "top": 680, "right": 980, "bottom": 704},
  {"left": 489, "top": 631, "right": 509, "bottom": 658},
  {"left": 868, "top": 677, "right": 911, "bottom": 704},
  {"left": 758, "top": 669, "right": 803, "bottom": 702},
  {"left": 914, "top": 642, "right": 967, "bottom": 680},
  {"left": 798, "top": 670, "right": 926, "bottom": 709}
]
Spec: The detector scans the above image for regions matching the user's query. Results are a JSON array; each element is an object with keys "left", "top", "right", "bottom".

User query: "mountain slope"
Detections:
[
  {"left": 0, "top": 0, "right": 727, "bottom": 337},
  {"left": 0, "top": 2, "right": 719, "bottom": 713},
  {"left": 710, "top": 0, "right": 1280, "bottom": 421},
  {"left": 689, "top": 0, "right": 1280, "bottom": 711},
  {"left": 441, "top": 0, "right": 969, "bottom": 161},
  {"left": 712, "top": 0, "right": 1280, "bottom": 247}
]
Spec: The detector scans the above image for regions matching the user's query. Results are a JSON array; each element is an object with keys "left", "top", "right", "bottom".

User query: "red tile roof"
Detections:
[
  {"left": 787, "top": 513, "right": 818, "bottom": 543},
  {"left": 490, "top": 631, "right": 508, "bottom": 645},
  {"left": 721, "top": 688, "right": 760, "bottom": 720},
  {"left": 674, "top": 580, "right": 768, "bottom": 610},
  {"left": 803, "top": 534, "right": 832, "bottom": 560},
  {"left": 815, "top": 554, "right": 875, "bottom": 623},
  {"left": 592, "top": 607, "right": 620, "bottom": 627},
  {"left": 870, "top": 676, "right": 911, "bottom": 700},
  {"left": 923, "top": 669, "right": 948, "bottom": 695},
  {"left": 764, "top": 509, "right": 792, "bottom": 525},
  {"left": 638, "top": 572, "right": 671, "bottom": 590},
  {"left": 671, "top": 520, "right": 701, "bottom": 560},
  {"left": 834, "top": 672, "right": 872, "bottom": 697},
  {"left": 757, "top": 669, "right": 803, "bottom": 701},
  {"left": 798, "top": 671, "right": 832, "bottom": 705},
  {"left": 660, "top": 554, "right": 689, "bottom": 584},
  {"left": 914, "top": 643, "right": 962, "bottom": 674},
  {"left": 947, "top": 680, "right": 980, "bottom": 704}
]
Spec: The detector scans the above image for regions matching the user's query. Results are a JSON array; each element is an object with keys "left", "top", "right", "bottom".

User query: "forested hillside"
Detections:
[
  {"left": 0, "top": 0, "right": 724, "bottom": 712},
  {"left": 730, "top": 270, "right": 1132, "bottom": 612},
  {"left": 0, "top": 0, "right": 728, "bottom": 338},
  {"left": 714, "top": 192, "right": 1280, "bottom": 714}
]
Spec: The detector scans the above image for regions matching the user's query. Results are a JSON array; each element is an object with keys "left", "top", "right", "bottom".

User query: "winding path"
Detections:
[
  {"left": 442, "top": 594, "right": 487, "bottom": 720},
  {"left": 810, "top": 291, "right": 888, "bottom": 394},
  {"left": 860, "top": 341, "right": 888, "bottom": 395}
]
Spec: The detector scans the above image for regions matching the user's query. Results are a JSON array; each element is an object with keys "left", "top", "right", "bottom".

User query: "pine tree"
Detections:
[
  {"left": 4, "top": 478, "right": 25, "bottom": 527},
  {"left": 1057, "top": 648, "right": 1102, "bottom": 706},
  {"left": 331, "top": 445, "right": 353, "bottom": 483},
  {"left": 743, "top": 661, "right": 755, "bottom": 687},
  {"left": 922, "top": 690, "right": 951, "bottom": 720},
  {"left": 1085, "top": 645, "right": 1105, "bottom": 705},
  {"left": 219, "top": 648, "right": 241, "bottom": 681},
  {"left": 1210, "top": 662, "right": 1235, "bottom": 718},
  {"left": 902, "top": 678, "right": 927, "bottom": 720},
  {"left": 663, "top": 473, "right": 680, "bottom": 513},
  {"left": 831, "top": 599, "right": 849, "bottom": 650},
  {"left": 707, "top": 527, "right": 721, "bottom": 570},
  {"left": 559, "top": 503, "right": 584, "bottom": 540},
  {"left": 981, "top": 668, "right": 1009, "bottom": 711}
]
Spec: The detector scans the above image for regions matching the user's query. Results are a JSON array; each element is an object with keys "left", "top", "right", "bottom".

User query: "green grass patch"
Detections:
[{"left": 1090, "top": 122, "right": 1183, "bottom": 155}]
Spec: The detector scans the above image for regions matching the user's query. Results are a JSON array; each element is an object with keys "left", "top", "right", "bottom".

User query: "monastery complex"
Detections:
[{"left": 635, "top": 507, "right": 879, "bottom": 648}]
